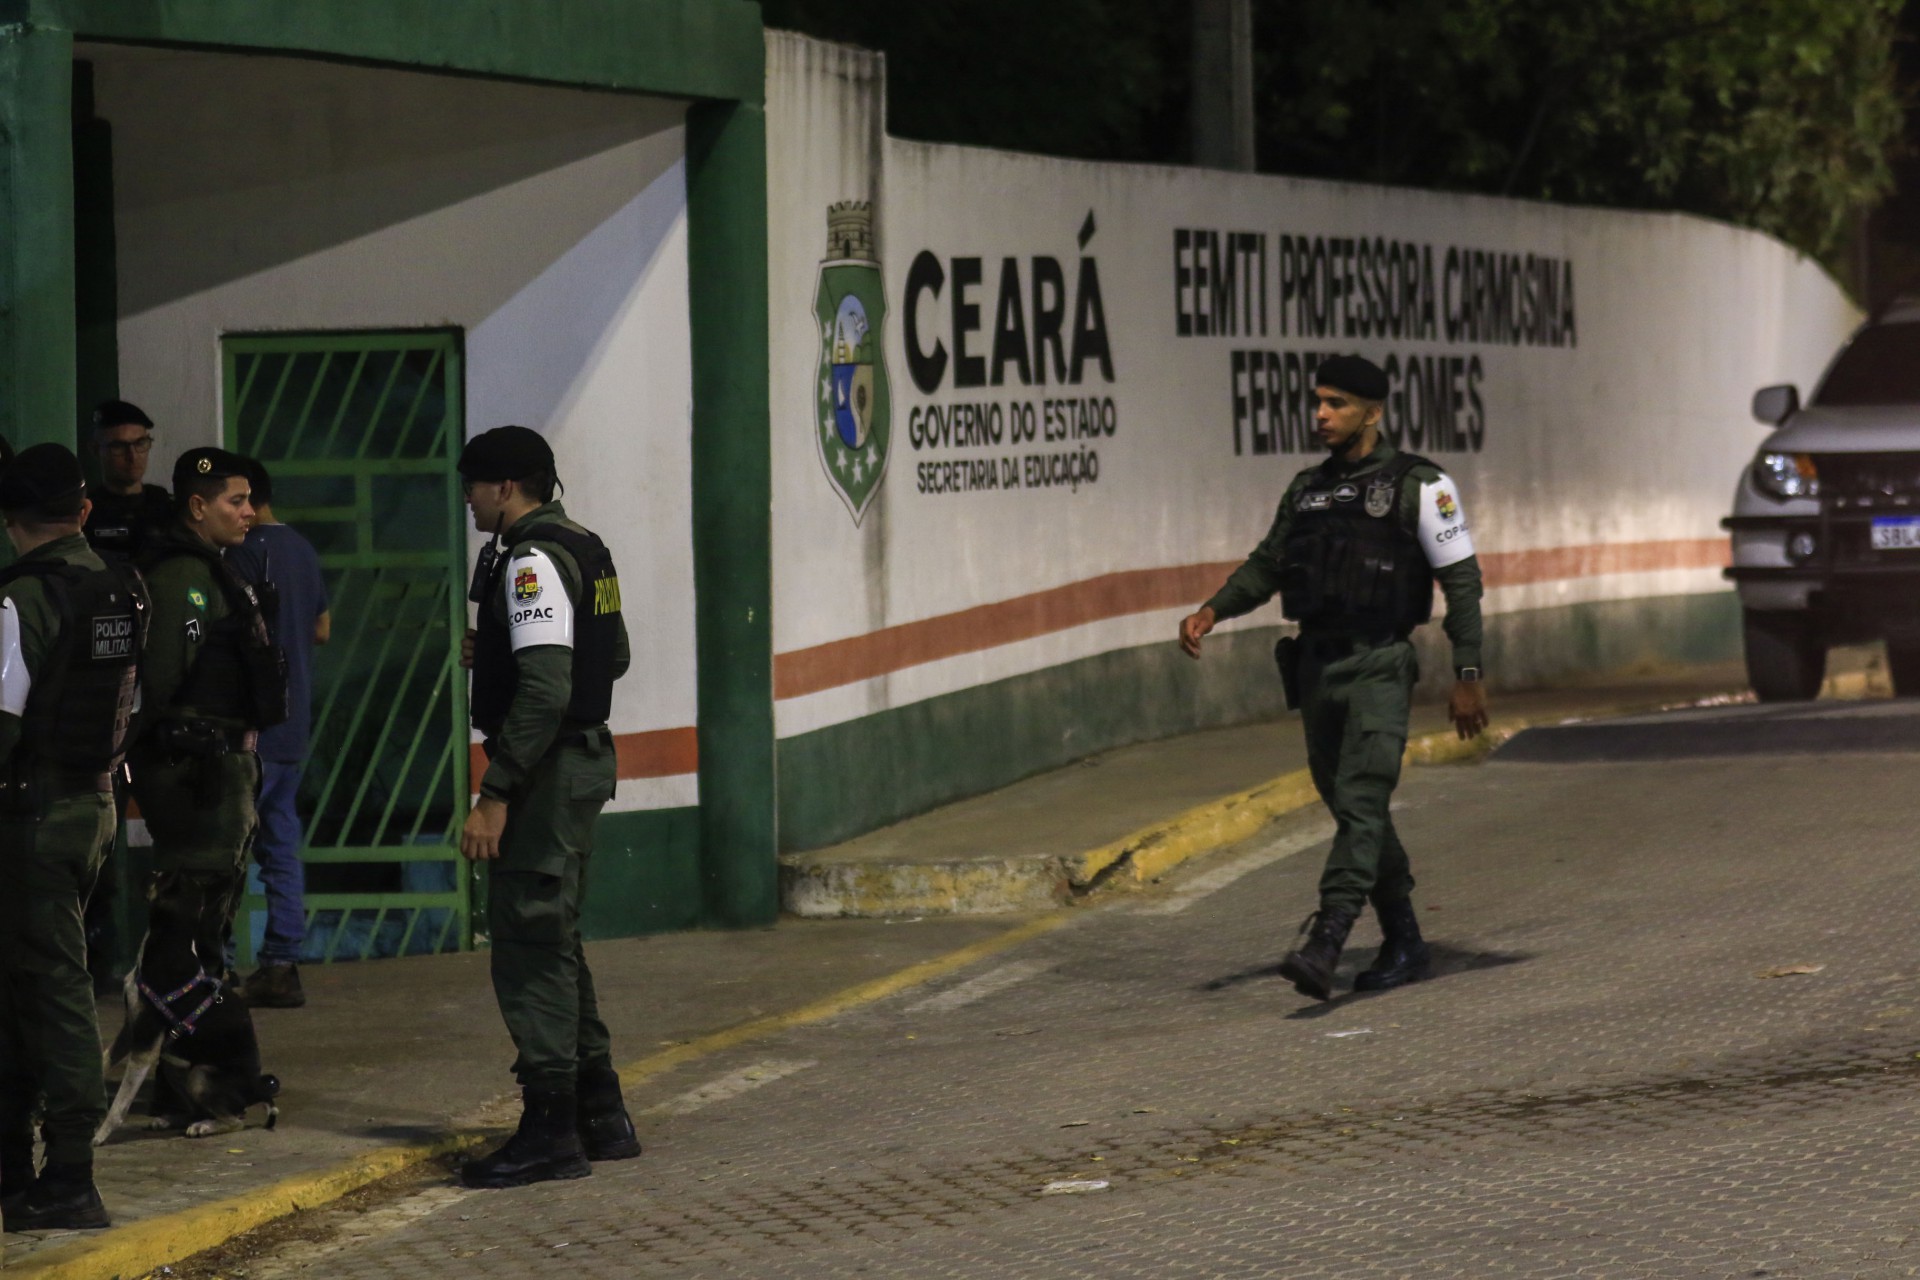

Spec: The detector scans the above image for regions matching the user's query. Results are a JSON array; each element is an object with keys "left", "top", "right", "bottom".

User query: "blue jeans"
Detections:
[{"left": 254, "top": 760, "right": 307, "bottom": 964}]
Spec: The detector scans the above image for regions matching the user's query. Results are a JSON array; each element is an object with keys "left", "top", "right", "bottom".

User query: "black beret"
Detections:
[
  {"left": 172, "top": 447, "right": 251, "bottom": 493},
  {"left": 458, "top": 425, "right": 554, "bottom": 482},
  {"left": 1313, "top": 355, "right": 1389, "bottom": 402},
  {"left": 92, "top": 399, "right": 154, "bottom": 430},
  {"left": 0, "top": 443, "right": 86, "bottom": 511}
]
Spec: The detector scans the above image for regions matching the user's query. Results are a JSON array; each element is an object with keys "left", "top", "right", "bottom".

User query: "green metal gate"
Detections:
[{"left": 223, "top": 331, "right": 470, "bottom": 963}]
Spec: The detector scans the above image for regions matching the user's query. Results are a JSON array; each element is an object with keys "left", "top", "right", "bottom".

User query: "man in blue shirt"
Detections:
[{"left": 227, "top": 459, "right": 329, "bottom": 1008}]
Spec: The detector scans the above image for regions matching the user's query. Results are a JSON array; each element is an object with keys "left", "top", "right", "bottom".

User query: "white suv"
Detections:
[{"left": 1727, "top": 300, "right": 1920, "bottom": 700}]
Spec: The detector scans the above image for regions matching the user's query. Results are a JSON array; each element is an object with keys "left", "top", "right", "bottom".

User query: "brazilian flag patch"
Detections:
[{"left": 187, "top": 589, "right": 208, "bottom": 610}]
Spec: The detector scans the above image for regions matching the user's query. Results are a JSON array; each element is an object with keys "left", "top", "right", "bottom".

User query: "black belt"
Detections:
[
  {"left": 480, "top": 726, "right": 608, "bottom": 761},
  {"left": 1, "top": 767, "right": 113, "bottom": 797},
  {"left": 1298, "top": 631, "right": 1406, "bottom": 660}
]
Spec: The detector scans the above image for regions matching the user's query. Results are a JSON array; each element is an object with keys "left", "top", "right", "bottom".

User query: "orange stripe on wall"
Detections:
[
  {"left": 1479, "top": 538, "right": 1729, "bottom": 588},
  {"left": 773, "top": 537, "right": 1732, "bottom": 700},
  {"left": 468, "top": 725, "right": 699, "bottom": 789},
  {"left": 772, "top": 563, "right": 1239, "bottom": 701}
]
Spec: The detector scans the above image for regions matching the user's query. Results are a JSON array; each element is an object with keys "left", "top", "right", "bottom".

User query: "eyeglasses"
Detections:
[{"left": 100, "top": 437, "right": 154, "bottom": 456}]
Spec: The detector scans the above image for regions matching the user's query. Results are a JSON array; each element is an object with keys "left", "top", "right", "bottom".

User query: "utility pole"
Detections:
[{"left": 1191, "top": 0, "right": 1255, "bottom": 171}]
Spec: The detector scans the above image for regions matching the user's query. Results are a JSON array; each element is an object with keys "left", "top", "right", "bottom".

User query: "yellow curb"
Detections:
[
  {"left": 9, "top": 1132, "right": 486, "bottom": 1280},
  {"left": 10, "top": 912, "right": 1075, "bottom": 1280},
  {"left": 1066, "top": 689, "right": 1759, "bottom": 894}
]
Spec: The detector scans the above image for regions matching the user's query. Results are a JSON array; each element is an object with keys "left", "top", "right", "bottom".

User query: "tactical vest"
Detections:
[
  {"left": 471, "top": 522, "right": 622, "bottom": 739},
  {"left": 141, "top": 537, "right": 290, "bottom": 729},
  {"left": 0, "top": 557, "right": 147, "bottom": 772},
  {"left": 1278, "top": 451, "right": 1435, "bottom": 635}
]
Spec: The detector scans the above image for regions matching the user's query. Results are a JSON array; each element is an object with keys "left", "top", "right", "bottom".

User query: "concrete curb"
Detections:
[
  {"left": 7, "top": 914, "right": 1076, "bottom": 1280},
  {"left": 1071, "top": 670, "right": 1883, "bottom": 899},
  {"left": 790, "top": 681, "right": 1822, "bottom": 917},
  {"left": 1063, "top": 722, "right": 1513, "bottom": 896}
]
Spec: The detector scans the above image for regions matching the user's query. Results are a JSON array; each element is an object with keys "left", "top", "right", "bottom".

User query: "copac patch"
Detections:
[
  {"left": 513, "top": 566, "right": 541, "bottom": 604},
  {"left": 1436, "top": 490, "right": 1458, "bottom": 521}
]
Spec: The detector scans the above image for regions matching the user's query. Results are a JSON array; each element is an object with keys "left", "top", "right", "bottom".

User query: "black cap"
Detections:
[
  {"left": 1313, "top": 355, "right": 1390, "bottom": 402},
  {"left": 458, "top": 425, "right": 554, "bottom": 482},
  {"left": 172, "top": 446, "right": 251, "bottom": 494},
  {"left": 0, "top": 443, "right": 86, "bottom": 512},
  {"left": 92, "top": 399, "right": 154, "bottom": 431}
]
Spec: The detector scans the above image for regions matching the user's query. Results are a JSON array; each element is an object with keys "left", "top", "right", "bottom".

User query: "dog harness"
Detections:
[{"left": 137, "top": 969, "right": 223, "bottom": 1040}]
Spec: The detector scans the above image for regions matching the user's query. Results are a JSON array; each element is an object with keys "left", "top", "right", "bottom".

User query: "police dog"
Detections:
[{"left": 96, "top": 873, "right": 279, "bottom": 1143}]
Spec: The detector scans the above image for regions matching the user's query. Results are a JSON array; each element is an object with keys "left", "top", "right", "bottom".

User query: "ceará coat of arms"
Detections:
[{"left": 814, "top": 202, "right": 891, "bottom": 524}]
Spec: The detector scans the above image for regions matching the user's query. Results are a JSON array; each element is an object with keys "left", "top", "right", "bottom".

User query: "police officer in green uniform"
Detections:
[
  {"left": 129, "top": 449, "right": 284, "bottom": 1012},
  {"left": 455, "top": 426, "right": 640, "bottom": 1190},
  {"left": 1180, "top": 355, "right": 1489, "bottom": 1001},
  {"left": 0, "top": 445, "right": 144, "bottom": 1231}
]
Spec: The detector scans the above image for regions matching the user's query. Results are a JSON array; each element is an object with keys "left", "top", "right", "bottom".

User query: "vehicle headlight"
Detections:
[{"left": 1752, "top": 452, "right": 1819, "bottom": 500}]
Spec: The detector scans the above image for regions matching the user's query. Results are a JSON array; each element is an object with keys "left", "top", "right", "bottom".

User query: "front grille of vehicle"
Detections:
[
  {"left": 1811, "top": 453, "right": 1920, "bottom": 571},
  {"left": 1815, "top": 453, "right": 1920, "bottom": 512}
]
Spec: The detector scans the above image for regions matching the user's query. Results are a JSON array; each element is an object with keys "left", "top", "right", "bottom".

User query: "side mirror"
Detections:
[{"left": 1752, "top": 384, "right": 1800, "bottom": 426}]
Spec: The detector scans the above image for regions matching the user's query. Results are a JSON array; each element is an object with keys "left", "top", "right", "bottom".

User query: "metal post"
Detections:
[
  {"left": 688, "top": 98, "right": 778, "bottom": 927},
  {"left": 1191, "top": 0, "right": 1255, "bottom": 171},
  {"left": 0, "top": 24, "right": 75, "bottom": 450}
]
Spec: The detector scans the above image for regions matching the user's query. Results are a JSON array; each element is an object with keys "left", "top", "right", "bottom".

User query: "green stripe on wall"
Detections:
[
  {"left": 581, "top": 806, "right": 704, "bottom": 940},
  {"left": 777, "top": 591, "right": 1742, "bottom": 852}
]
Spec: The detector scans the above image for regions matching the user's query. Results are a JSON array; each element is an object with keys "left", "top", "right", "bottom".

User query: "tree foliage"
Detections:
[
  {"left": 1257, "top": 0, "right": 1906, "bottom": 266},
  {"left": 762, "top": 0, "right": 1906, "bottom": 267},
  {"left": 758, "top": 0, "right": 1189, "bottom": 164}
]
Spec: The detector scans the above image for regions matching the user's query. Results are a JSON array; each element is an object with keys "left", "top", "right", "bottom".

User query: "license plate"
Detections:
[{"left": 1872, "top": 518, "right": 1920, "bottom": 550}]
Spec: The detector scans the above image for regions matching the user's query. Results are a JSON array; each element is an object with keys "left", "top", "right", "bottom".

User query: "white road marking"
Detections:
[
  {"left": 1134, "top": 822, "right": 1337, "bottom": 916},
  {"left": 646, "top": 1059, "right": 819, "bottom": 1116},
  {"left": 251, "top": 1186, "right": 476, "bottom": 1277},
  {"left": 905, "top": 960, "right": 1056, "bottom": 1014}
]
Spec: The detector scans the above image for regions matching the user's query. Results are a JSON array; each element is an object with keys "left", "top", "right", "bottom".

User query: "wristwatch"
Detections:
[{"left": 1455, "top": 667, "right": 1482, "bottom": 683}]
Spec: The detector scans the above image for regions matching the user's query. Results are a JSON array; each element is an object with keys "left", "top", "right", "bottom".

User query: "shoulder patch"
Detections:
[
  {"left": 185, "top": 616, "right": 203, "bottom": 644},
  {"left": 505, "top": 547, "right": 574, "bottom": 652},
  {"left": 1416, "top": 475, "right": 1476, "bottom": 568},
  {"left": 187, "top": 588, "right": 207, "bottom": 611}
]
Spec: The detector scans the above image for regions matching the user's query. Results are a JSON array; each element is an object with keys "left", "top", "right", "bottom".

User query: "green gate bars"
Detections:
[{"left": 223, "top": 331, "right": 471, "bottom": 963}]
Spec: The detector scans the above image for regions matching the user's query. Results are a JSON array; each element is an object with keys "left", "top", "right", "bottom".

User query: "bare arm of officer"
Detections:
[
  {"left": 461, "top": 795, "right": 507, "bottom": 861},
  {"left": 314, "top": 609, "right": 331, "bottom": 645},
  {"left": 1448, "top": 680, "right": 1489, "bottom": 740},
  {"left": 1178, "top": 606, "right": 1216, "bottom": 659},
  {"left": 461, "top": 627, "right": 475, "bottom": 670}
]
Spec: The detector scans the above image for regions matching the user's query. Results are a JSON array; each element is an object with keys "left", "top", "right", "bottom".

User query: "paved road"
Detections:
[{"left": 223, "top": 700, "right": 1920, "bottom": 1278}]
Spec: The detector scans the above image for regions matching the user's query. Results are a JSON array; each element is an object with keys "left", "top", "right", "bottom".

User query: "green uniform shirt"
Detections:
[
  {"left": 135, "top": 527, "right": 240, "bottom": 732},
  {"left": 478, "top": 501, "right": 631, "bottom": 802},
  {"left": 0, "top": 533, "right": 108, "bottom": 766},
  {"left": 1204, "top": 441, "right": 1485, "bottom": 675}
]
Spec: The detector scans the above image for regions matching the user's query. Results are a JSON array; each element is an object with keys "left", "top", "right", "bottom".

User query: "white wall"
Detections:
[
  {"left": 767, "top": 31, "right": 1858, "bottom": 743},
  {"left": 90, "top": 45, "right": 698, "bottom": 810}
]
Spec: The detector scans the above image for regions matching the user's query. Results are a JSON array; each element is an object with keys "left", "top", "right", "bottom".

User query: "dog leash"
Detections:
[{"left": 136, "top": 969, "right": 223, "bottom": 1040}]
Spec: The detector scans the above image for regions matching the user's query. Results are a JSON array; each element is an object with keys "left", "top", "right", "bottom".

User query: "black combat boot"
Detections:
[
  {"left": 1278, "top": 906, "right": 1359, "bottom": 1001},
  {"left": 576, "top": 1064, "right": 642, "bottom": 1162},
  {"left": 5, "top": 1160, "right": 110, "bottom": 1231},
  {"left": 459, "top": 1089, "right": 593, "bottom": 1189},
  {"left": 1354, "top": 894, "right": 1432, "bottom": 992}
]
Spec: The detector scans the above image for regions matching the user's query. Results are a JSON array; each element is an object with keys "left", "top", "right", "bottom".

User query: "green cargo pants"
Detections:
[
  {"left": 128, "top": 746, "right": 258, "bottom": 963},
  {"left": 1299, "top": 636, "right": 1418, "bottom": 916},
  {"left": 0, "top": 791, "right": 115, "bottom": 1164},
  {"left": 488, "top": 731, "right": 617, "bottom": 1092}
]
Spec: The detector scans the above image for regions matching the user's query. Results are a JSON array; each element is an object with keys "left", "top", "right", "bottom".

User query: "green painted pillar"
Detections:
[
  {"left": 0, "top": 23, "right": 75, "bottom": 451},
  {"left": 687, "top": 98, "right": 777, "bottom": 927}
]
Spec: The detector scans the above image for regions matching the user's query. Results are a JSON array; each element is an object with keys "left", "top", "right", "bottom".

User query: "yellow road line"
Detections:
[{"left": 9, "top": 913, "right": 1075, "bottom": 1280}]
